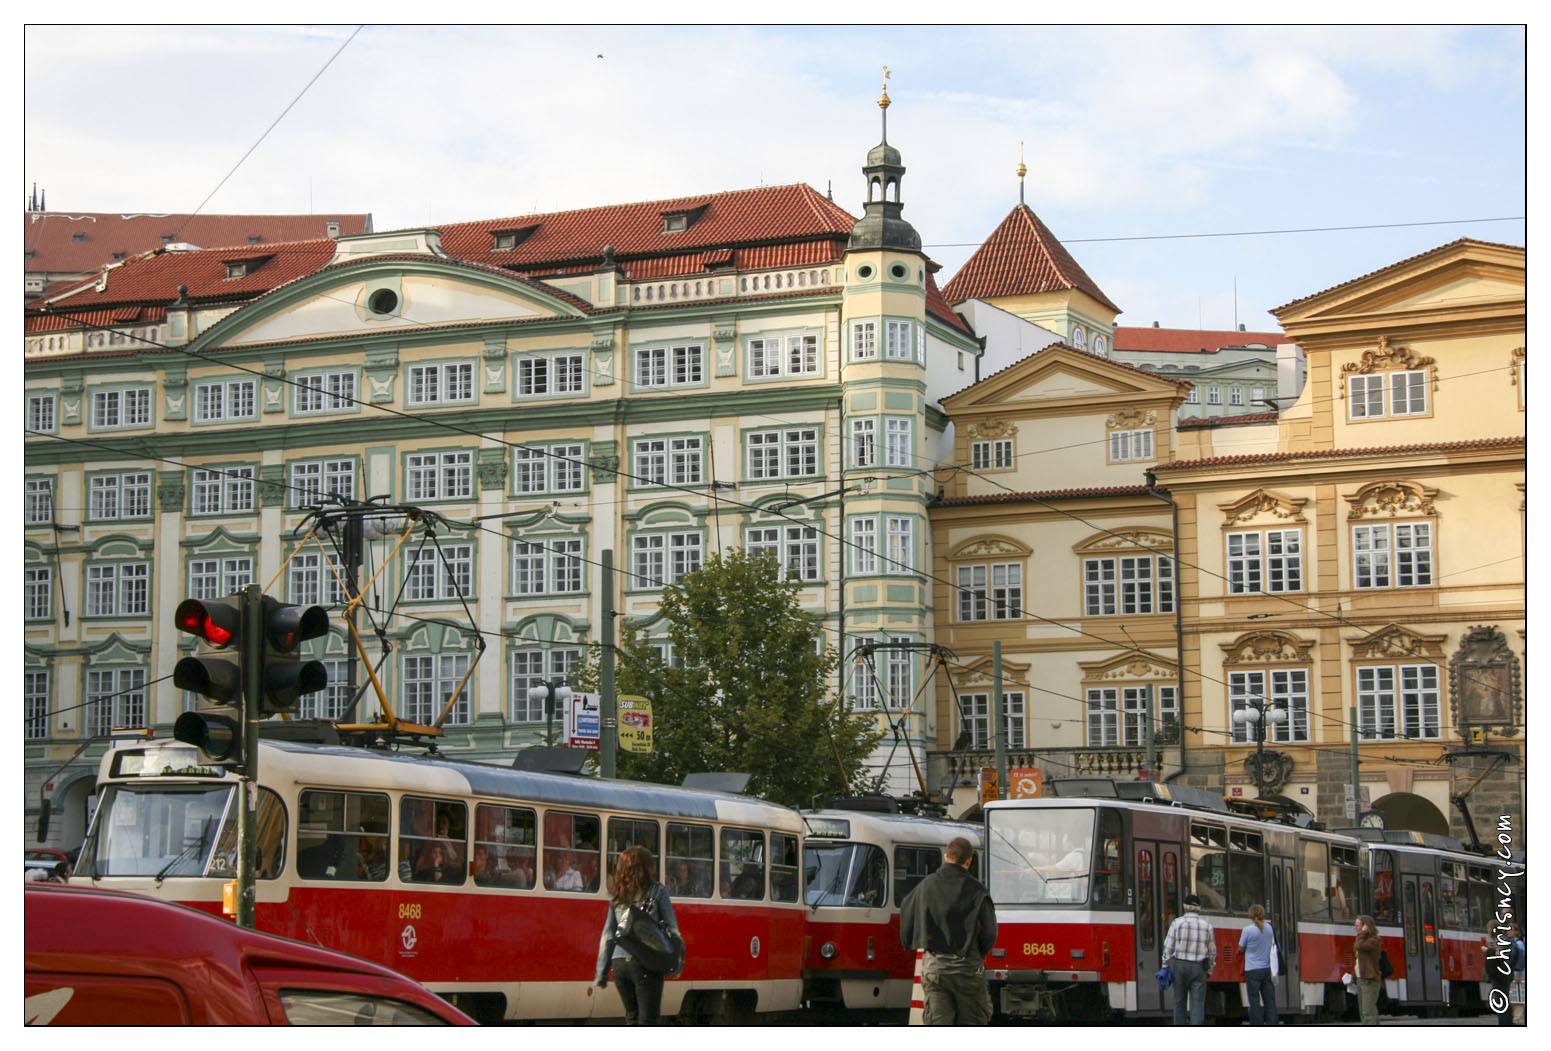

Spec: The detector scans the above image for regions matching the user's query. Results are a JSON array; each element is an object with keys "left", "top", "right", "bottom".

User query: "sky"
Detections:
[{"left": 21, "top": 23, "right": 1528, "bottom": 333}]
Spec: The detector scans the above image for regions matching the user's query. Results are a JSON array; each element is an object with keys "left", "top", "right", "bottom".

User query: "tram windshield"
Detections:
[
  {"left": 77, "top": 783, "right": 233, "bottom": 878},
  {"left": 804, "top": 842, "right": 889, "bottom": 908},
  {"left": 986, "top": 807, "right": 1095, "bottom": 905}
]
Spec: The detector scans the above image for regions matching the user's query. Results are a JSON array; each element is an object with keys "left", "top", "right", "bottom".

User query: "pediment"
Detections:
[
  {"left": 193, "top": 259, "right": 585, "bottom": 350},
  {"left": 943, "top": 343, "right": 1184, "bottom": 410},
  {"left": 1275, "top": 241, "right": 1525, "bottom": 327},
  {"left": 1220, "top": 630, "right": 1315, "bottom": 666},
  {"left": 953, "top": 654, "right": 1033, "bottom": 688},
  {"left": 1347, "top": 624, "right": 1447, "bottom": 661},
  {"left": 1078, "top": 652, "right": 1177, "bottom": 681},
  {"left": 1217, "top": 488, "right": 1308, "bottom": 528},
  {"left": 948, "top": 534, "right": 1033, "bottom": 560},
  {"left": 1072, "top": 527, "right": 1173, "bottom": 556}
]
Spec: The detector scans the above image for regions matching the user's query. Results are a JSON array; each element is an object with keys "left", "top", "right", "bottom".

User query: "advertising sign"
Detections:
[
  {"left": 1009, "top": 767, "right": 1043, "bottom": 799},
  {"left": 566, "top": 692, "right": 600, "bottom": 752},
  {"left": 618, "top": 694, "right": 653, "bottom": 754}
]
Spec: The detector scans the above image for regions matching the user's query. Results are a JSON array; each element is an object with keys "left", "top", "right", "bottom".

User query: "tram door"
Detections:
[
  {"left": 1270, "top": 859, "right": 1297, "bottom": 1009},
  {"left": 1134, "top": 840, "right": 1182, "bottom": 1013},
  {"left": 1400, "top": 875, "right": 1442, "bottom": 1002}
]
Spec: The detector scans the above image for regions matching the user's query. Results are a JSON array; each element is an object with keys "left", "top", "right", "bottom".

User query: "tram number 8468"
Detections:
[{"left": 398, "top": 903, "right": 423, "bottom": 920}]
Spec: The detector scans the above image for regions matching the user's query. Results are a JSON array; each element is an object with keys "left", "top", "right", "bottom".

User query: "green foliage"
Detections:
[{"left": 585, "top": 549, "right": 881, "bottom": 809}]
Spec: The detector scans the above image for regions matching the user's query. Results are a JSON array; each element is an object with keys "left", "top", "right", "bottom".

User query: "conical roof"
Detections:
[{"left": 942, "top": 203, "right": 1120, "bottom": 313}]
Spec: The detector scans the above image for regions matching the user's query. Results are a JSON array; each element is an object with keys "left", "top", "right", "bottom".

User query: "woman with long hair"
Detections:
[
  {"left": 1353, "top": 914, "right": 1383, "bottom": 1025},
  {"left": 1238, "top": 903, "right": 1278, "bottom": 1024},
  {"left": 594, "top": 845, "right": 679, "bottom": 1025}
]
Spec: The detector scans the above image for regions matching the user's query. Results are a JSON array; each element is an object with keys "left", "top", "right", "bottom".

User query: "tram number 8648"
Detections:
[{"left": 1023, "top": 942, "right": 1055, "bottom": 956}]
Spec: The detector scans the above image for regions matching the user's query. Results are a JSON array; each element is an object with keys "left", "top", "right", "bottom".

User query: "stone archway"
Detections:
[{"left": 1371, "top": 792, "right": 1449, "bottom": 836}]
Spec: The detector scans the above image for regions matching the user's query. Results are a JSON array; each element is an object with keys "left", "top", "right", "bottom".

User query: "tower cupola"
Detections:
[{"left": 847, "top": 70, "right": 921, "bottom": 253}]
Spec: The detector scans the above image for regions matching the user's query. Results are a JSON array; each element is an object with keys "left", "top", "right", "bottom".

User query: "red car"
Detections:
[{"left": 24, "top": 884, "right": 475, "bottom": 1025}]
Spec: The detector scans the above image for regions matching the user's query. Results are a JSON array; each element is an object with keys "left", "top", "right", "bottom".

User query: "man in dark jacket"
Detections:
[{"left": 898, "top": 836, "right": 997, "bottom": 1024}]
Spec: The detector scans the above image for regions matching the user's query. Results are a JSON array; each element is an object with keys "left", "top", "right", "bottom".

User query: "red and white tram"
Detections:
[
  {"left": 73, "top": 735, "right": 808, "bottom": 1024},
  {"left": 982, "top": 778, "right": 1499, "bottom": 1022},
  {"left": 798, "top": 802, "right": 981, "bottom": 1020}
]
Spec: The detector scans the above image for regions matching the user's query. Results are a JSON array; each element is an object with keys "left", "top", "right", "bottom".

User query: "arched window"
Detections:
[{"left": 1071, "top": 325, "right": 1086, "bottom": 350}]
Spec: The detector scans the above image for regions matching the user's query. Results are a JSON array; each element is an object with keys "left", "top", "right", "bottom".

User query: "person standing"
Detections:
[
  {"left": 1508, "top": 923, "right": 1526, "bottom": 1025},
  {"left": 1162, "top": 893, "right": 1216, "bottom": 1025},
  {"left": 1238, "top": 904, "right": 1278, "bottom": 1025},
  {"left": 898, "top": 836, "right": 998, "bottom": 1025},
  {"left": 595, "top": 845, "right": 679, "bottom": 1025},
  {"left": 1353, "top": 914, "right": 1383, "bottom": 1026}
]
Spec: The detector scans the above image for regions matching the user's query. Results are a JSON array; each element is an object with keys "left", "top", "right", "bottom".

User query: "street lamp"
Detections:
[
  {"left": 1232, "top": 698, "right": 1288, "bottom": 799},
  {"left": 528, "top": 678, "right": 574, "bottom": 747}
]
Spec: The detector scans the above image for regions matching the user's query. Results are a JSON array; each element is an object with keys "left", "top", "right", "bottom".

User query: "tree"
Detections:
[{"left": 601, "top": 549, "right": 881, "bottom": 809}]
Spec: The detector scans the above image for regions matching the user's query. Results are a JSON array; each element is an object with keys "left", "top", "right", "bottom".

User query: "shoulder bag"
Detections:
[{"left": 613, "top": 886, "right": 686, "bottom": 978}]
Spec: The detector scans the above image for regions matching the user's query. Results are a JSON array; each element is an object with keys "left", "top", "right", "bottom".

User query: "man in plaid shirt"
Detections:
[{"left": 1163, "top": 893, "right": 1216, "bottom": 1025}]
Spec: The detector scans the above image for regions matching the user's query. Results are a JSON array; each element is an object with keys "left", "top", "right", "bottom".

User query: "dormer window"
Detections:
[
  {"left": 247, "top": 235, "right": 262, "bottom": 244},
  {"left": 72, "top": 233, "right": 86, "bottom": 242},
  {"left": 491, "top": 225, "right": 537, "bottom": 252},
  {"left": 161, "top": 234, "right": 173, "bottom": 243},
  {"left": 225, "top": 262, "right": 248, "bottom": 279},
  {"left": 222, "top": 254, "right": 272, "bottom": 280},
  {"left": 660, "top": 205, "right": 707, "bottom": 235}
]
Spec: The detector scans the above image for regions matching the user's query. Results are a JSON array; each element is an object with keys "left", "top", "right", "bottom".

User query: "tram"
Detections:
[
  {"left": 72, "top": 735, "right": 808, "bottom": 1024},
  {"left": 981, "top": 777, "right": 1501, "bottom": 1022},
  {"left": 798, "top": 801, "right": 981, "bottom": 1019}
]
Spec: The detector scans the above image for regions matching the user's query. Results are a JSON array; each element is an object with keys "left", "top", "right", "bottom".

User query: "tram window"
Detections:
[
  {"left": 474, "top": 804, "right": 536, "bottom": 888},
  {"left": 1093, "top": 810, "right": 1123, "bottom": 907},
  {"left": 1189, "top": 823, "right": 1228, "bottom": 911},
  {"left": 771, "top": 832, "right": 800, "bottom": 902},
  {"left": 1228, "top": 851, "right": 1264, "bottom": 914},
  {"left": 721, "top": 827, "right": 766, "bottom": 900},
  {"left": 1438, "top": 863, "right": 1460, "bottom": 926},
  {"left": 665, "top": 823, "right": 714, "bottom": 898},
  {"left": 1467, "top": 866, "right": 1493, "bottom": 930},
  {"left": 607, "top": 817, "right": 661, "bottom": 894},
  {"left": 295, "top": 789, "right": 389, "bottom": 882},
  {"left": 400, "top": 797, "right": 466, "bottom": 885},
  {"left": 210, "top": 787, "right": 288, "bottom": 881},
  {"left": 1329, "top": 845, "right": 1358, "bottom": 923},
  {"left": 894, "top": 845, "right": 941, "bottom": 904},
  {"left": 986, "top": 808, "right": 1093, "bottom": 905},
  {"left": 1299, "top": 840, "right": 1330, "bottom": 920},
  {"left": 1372, "top": 850, "right": 1396, "bottom": 924},
  {"left": 1421, "top": 882, "right": 1438, "bottom": 955},
  {"left": 1138, "top": 848, "right": 1155, "bottom": 949},
  {"left": 543, "top": 811, "right": 600, "bottom": 893},
  {"left": 1403, "top": 881, "right": 1419, "bottom": 956}
]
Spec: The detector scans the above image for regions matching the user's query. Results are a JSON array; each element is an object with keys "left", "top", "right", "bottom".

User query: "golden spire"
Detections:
[
  {"left": 877, "top": 66, "right": 891, "bottom": 110},
  {"left": 1017, "top": 141, "right": 1027, "bottom": 205}
]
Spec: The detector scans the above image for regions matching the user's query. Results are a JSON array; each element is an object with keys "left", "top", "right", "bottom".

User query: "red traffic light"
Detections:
[{"left": 173, "top": 597, "right": 241, "bottom": 648}]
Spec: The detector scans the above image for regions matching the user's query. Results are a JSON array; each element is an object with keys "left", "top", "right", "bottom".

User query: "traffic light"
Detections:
[
  {"left": 172, "top": 596, "right": 244, "bottom": 765},
  {"left": 258, "top": 596, "right": 329, "bottom": 715}
]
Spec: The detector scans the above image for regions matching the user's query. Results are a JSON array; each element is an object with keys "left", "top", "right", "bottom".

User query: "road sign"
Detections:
[
  {"left": 618, "top": 694, "right": 653, "bottom": 754},
  {"left": 566, "top": 692, "right": 600, "bottom": 752}
]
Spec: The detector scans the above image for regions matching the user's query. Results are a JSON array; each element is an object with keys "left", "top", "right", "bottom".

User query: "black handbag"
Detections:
[
  {"left": 1379, "top": 950, "right": 1395, "bottom": 978},
  {"left": 614, "top": 891, "right": 685, "bottom": 978}
]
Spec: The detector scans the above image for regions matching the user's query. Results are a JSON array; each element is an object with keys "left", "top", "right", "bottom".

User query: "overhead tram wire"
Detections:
[{"left": 921, "top": 215, "right": 1525, "bottom": 251}]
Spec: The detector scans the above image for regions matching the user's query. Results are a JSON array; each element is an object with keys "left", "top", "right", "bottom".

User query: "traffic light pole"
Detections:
[{"left": 236, "top": 582, "right": 263, "bottom": 929}]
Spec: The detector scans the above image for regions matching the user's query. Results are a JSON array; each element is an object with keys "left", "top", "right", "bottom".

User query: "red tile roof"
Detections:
[
  {"left": 26, "top": 305, "right": 167, "bottom": 332},
  {"left": 925, "top": 271, "right": 972, "bottom": 335},
  {"left": 24, "top": 212, "right": 371, "bottom": 274},
  {"left": 943, "top": 342, "right": 1190, "bottom": 403},
  {"left": 620, "top": 240, "right": 842, "bottom": 280},
  {"left": 1177, "top": 411, "right": 1280, "bottom": 429},
  {"left": 436, "top": 184, "right": 857, "bottom": 272},
  {"left": 1152, "top": 436, "right": 1523, "bottom": 472},
  {"left": 1113, "top": 325, "right": 1286, "bottom": 353},
  {"left": 941, "top": 204, "right": 1120, "bottom": 314},
  {"left": 1271, "top": 237, "right": 1525, "bottom": 315},
  {"left": 935, "top": 484, "right": 1153, "bottom": 507}
]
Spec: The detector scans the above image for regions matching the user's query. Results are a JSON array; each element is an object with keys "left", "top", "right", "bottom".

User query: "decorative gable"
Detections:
[
  {"left": 1073, "top": 527, "right": 1173, "bottom": 556},
  {"left": 1217, "top": 488, "right": 1309, "bottom": 528},
  {"left": 1078, "top": 652, "right": 1178, "bottom": 682},
  {"left": 1220, "top": 630, "right": 1314, "bottom": 666},
  {"left": 1343, "top": 480, "right": 1438, "bottom": 520},
  {"left": 948, "top": 535, "right": 1032, "bottom": 561},
  {"left": 1347, "top": 623, "right": 1447, "bottom": 661}
]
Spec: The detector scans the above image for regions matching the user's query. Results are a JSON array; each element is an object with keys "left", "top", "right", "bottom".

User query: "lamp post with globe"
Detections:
[{"left": 1232, "top": 698, "right": 1289, "bottom": 799}]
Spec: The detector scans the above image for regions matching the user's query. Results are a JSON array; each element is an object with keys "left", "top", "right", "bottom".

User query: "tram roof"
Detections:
[
  {"left": 800, "top": 808, "right": 982, "bottom": 840},
  {"left": 257, "top": 739, "right": 802, "bottom": 828}
]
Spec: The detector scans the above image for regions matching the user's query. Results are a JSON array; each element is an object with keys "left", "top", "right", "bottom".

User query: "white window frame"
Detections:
[
  {"left": 851, "top": 321, "right": 877, "bottom": 361},
  {"left": 632, "top": 531, "right": 702, "bottom": 589},
  {"left": 510, "top": 647, "right": 582, "bottom": 722},
  {"left": 850, "top": 518, "right": 877, "bottom": 575},
  {"left": 971, "top": 439, "right": 1014, "bottom": 470},
  {"left": 1228, "top": 669, "right": 1311, "bottom": 744},
  {"left": 746, "top": 524, "right": 821, "bottom": 582},
  {"left": 91, "top": 388, "right": 152, "bottom": 429},
  {"left": 28, "top": 394, "right": 57, "bottom": 433},
  {"left": 1207, "top": 385, "right": 1222, "bottom": 405},
  {"left": 1086, "top": 687, "right": 1120, "bottom": 746},
  {"left": 851, "top": 418, "right": 876, "bottom": 468},
  {"left": 289, "top": 550, "right": 347, "bottom": 607},
  {"left": 885, "top": 640, "right": 913, "bottom": 709},
  {"left": 516, "top": 353, "right": 585, "bottom": 398},
  {"left": 289, "top": 458, "right": 356, "bottom": 506},
  {"left": 25, "top": 566, "right": 52, "bottom": 620},
  {"left": 885, "top": 516, "right": 915, "bottom": 575},
  {"left": 1071, "top": 324, "right": 1086, "bottom": 350},
  {"left": 193, "top": 378, "right": 257, "bottom": 422},
  {"left": 1109, "top": 428, "right": 1154, "bottom": 462},
  {"left": 513, "top": 538, "right": 584, "bottom": 595},
  {"left": 634, "top": 344, "right": 704, "bottom": 389},
  {"left": 84, "top": 560, "right": 150, "bottom": 617},
  {"left": 25, "top": 670, "right": 49, "bottom": 739},
  {"left": 746, "top": 427, "right": 818, "bottom": 480},
  {"left": 293, "top": 370, "right": 357, "bottom": 415},
  {"left": 884, "top": 417, "right": 913, "bottom": 468},
  {"left": 885, "top": 320, "right": 915, "bottom": 361},
  {"left": 1226, "top": 528, "right": 1303, "bottom": 594},
  {"left": 190, "top": 467, "right": 255, "bottom": 516},
  {"left": 1084, "top": 554, "right": 1174, "bottom": 616},
  {"left": 961, "top": 690, "right": 1027, "bottom": 750},
  {"left": 405, "top": 451, "right": 473, "bottom": 502},
  {"left": 1357, "top": 664, "right": 1441, "bottom": 740},
  {"left": 1187, "top": 387, "right": 1200, "bottom": 404},
  {"left": 408, "top": 361, "right": 476, "bottom": 406},
  {"left": 25, "top": 478, "right": 54, "bottom": 525},
  {"left": 85, "top": 666, "right": 147, "bottom": 736},
  {"left": 402, "top": 652, "right": 472, "bottom": 725},
  {"left": 1230, "top": 387, "right": 1244, "bottom": 406},
  {"left": 957, "top": 561, "right": 1023, "bottom": 621},
  {"left": 88, "top": 471, "right": 152, "bottom": 521},
  {"left": 403, "top": 543, "right": 473, "bottom": 601},
  {"left": 188, "top": 556, "right": 254, "bottom": 600},
  {"left": 1354, "top": 522, "right": 1433, "bottom": 589},
  {"left": 514, "top": 443, "right": 585, "bottom": 495}
]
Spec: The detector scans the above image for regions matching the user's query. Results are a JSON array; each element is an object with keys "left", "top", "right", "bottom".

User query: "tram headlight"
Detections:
[{"left": 819, "top": 941, "right": 837, "bottom": 960}]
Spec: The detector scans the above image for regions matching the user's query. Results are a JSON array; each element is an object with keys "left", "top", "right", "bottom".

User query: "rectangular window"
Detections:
[
  {"left": 91, "top": 388, "right": 152, "bottom": 429},
  {"left": 786, "top": 335, "right": 819, "bottom": 375},
  {"left": 886, "top": 640, "right": 912, "bottom": 709},
  {"left": 1227, "top": 529, "right": 1303, "bottom": 594},
  {"left": 747, "top": 525, "right": 820, "bottom": 582},
  {"left": 851, "top": 518, "right": 877, "bottom": 575},
  {"left": 720, "top": 826, "right": 766, "bottom": 900},
  {"left": 28, "top": 394, "right": 56, "bottom": 433},
  {"left": 957, "top": 562, "right": 1022, "bottom": 621},
  {"left": 1086, "top": 687, "right": 1120, "bottom": 746},
  {"left": 632, "top": 532, "right": 700, "bottom": 589},
  {"left": 25, "top": 478, "right": 53, "bottom": 525},
  {"left": 1390, "top": 370, "right": 1428, "bottom": 416},
  {"left": 746, "top": 427, "right": 818, "bottom": 480},
  {"left": 403, "top": 544, "right": 472, "bottom": 601},
  {"left": 748, "top": 336, "right": 817, "bottom": 378},
  {"left": 289, "top": 551, "right": 346, "bottom": 607},
  {"left": 512, "top": 538, "right": 583, "bottom": 595},
  {"left": 400, "top": 796, "right": 468, "bottom": 884},
  {"left": 885, "top": 516, "right": 914, "bottom": 574},
  {"left": 851, "top": 418, "right": 876, "bottom": 468},
  {"left": 188, "top": 556, "right": 253, "bottom": 601},
  {"left": 190, "top": 467, "right": 255, "bottom": 515},
  {"left": 1230, "top": 387, "right": 1244, "bottom": 406},
  {"left": 85, "top": 667, "right": 147, "bottom": 736},
  {"left": 1357, "top": 664, "right": 1441, "bottom": 740},
  {"left": 1354, "top": 522, "right": 1432, "bottom": 589},
  {"left": 1117, "top": 685, "right": 1179, "bottom": 746},
  {"left": 970, "top": 439, "right": 1014, "bottom": 470},
  {"left": 25, "top": 670, "right": 49, "bottom": 739},
  {"left": 509, "top": 647, "right": 581, "bottom": 722},
  {"left": 517, "top": 354, "right": 584, "bottom": 397},
  {"left": 884, "top": 417, "right": 913, "bottom": 468},
  {"left": 543, "top": 811, "right": 601, "bottom": 893},
  {"left": 89, "top": 472, "right": 152, "bottom": 521},
  {"left": 852, "top": 320, "right": 877, "bottom": 360},
  {"left": 1207, "top": 386, "right": 1221, "bottom": 405},
  {"left": 885, "top": 320, "right": 914, "bottom": 360},
  {"left": 85, "top": 561, "right": 149, "bottom": 616},
  {"left": 1109, "top": 428, "right": 1154, "bottom": 462},
  {"left": 25, "top": 567, "right": 52, "bottom": 620},
  {"left": 295, "top": 789, "right": 391, "bottom": 882},
  {"left": 472, "top": 804, "right": 537, "bottom": 889},
  {"left": 402, "top": 652, "right": 472, "bottom": 725},
  {"left": 1085, "top": 554, "right": 1173, "bottom": 615},
  {"left": 405, "top": 451, "right": 473, "bottom": 501},
  {"left": 961, "top": 690, "right": 1027, "bottom": 750},
  {"left": 634, "top": 344, "right": 703, "bottom": 388},
  {"left": 289, "top": 458, "right": 355, "bottom": 506},
  {"left": 408, "top": 361, "right": 475, "bottom": 405},
  {"left": 513, "top": 443, "right": 584, "bottom": 494},
  {"left": 293, "top": 371, "right": 356, "bottom": 414},
  {"left": 1229, "top": 670, "right": 1311, "bottom": 744},
  {"left": 1187, "top": 387, "right": 1200, "bottom": 404},
  {"left": 193, "top": 378, "right": 257, "bottom": 421}
]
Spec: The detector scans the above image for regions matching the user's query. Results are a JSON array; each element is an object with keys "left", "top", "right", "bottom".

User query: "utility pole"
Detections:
[
  {"left": 235, "top": 583, "right": 263, "bottom": 929},
  {"left": 1143, "top": 683, "right": 1156, "bottom": 782},
  {"left": 600, "top": 548, "right": 617, "bottom": 779},
  {"left": 992, "top": 642, "right": 1009, "bottom": 801}
]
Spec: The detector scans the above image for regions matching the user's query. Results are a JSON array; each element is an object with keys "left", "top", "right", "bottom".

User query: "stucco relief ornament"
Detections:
[
  {"left": 956, "top": 538, "right": 1022, "bottom": 558},
  {"left": 965, "top": 419, "right": 1018, "bottom": 440},
  {"left": 485, "top": 364, "right": 503, "bottom": 387},
  {"left": 1221, "top": 631, "right": 1314, "bottom": 665},
  {"left": 1219, "top": 489, "right": 1307, "bottom": 527},
  {"left": 1106, "top": 409, "right": 1156, "bottom": 430},
  {"left": 369, "top": 376, "right": 394, "bottom": 399},
  {"left": 1242, "top": 750, "right": 1295, "bottom": 793},
  {"left": 1341, "top": 334, "right": 1435, "bottom": 376},
  {"left": 1345, "top": 480, "right": 1437, "bottom": 520},
  {"left": 165, "top": 393, "right": 185, "bottom": 415}
]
